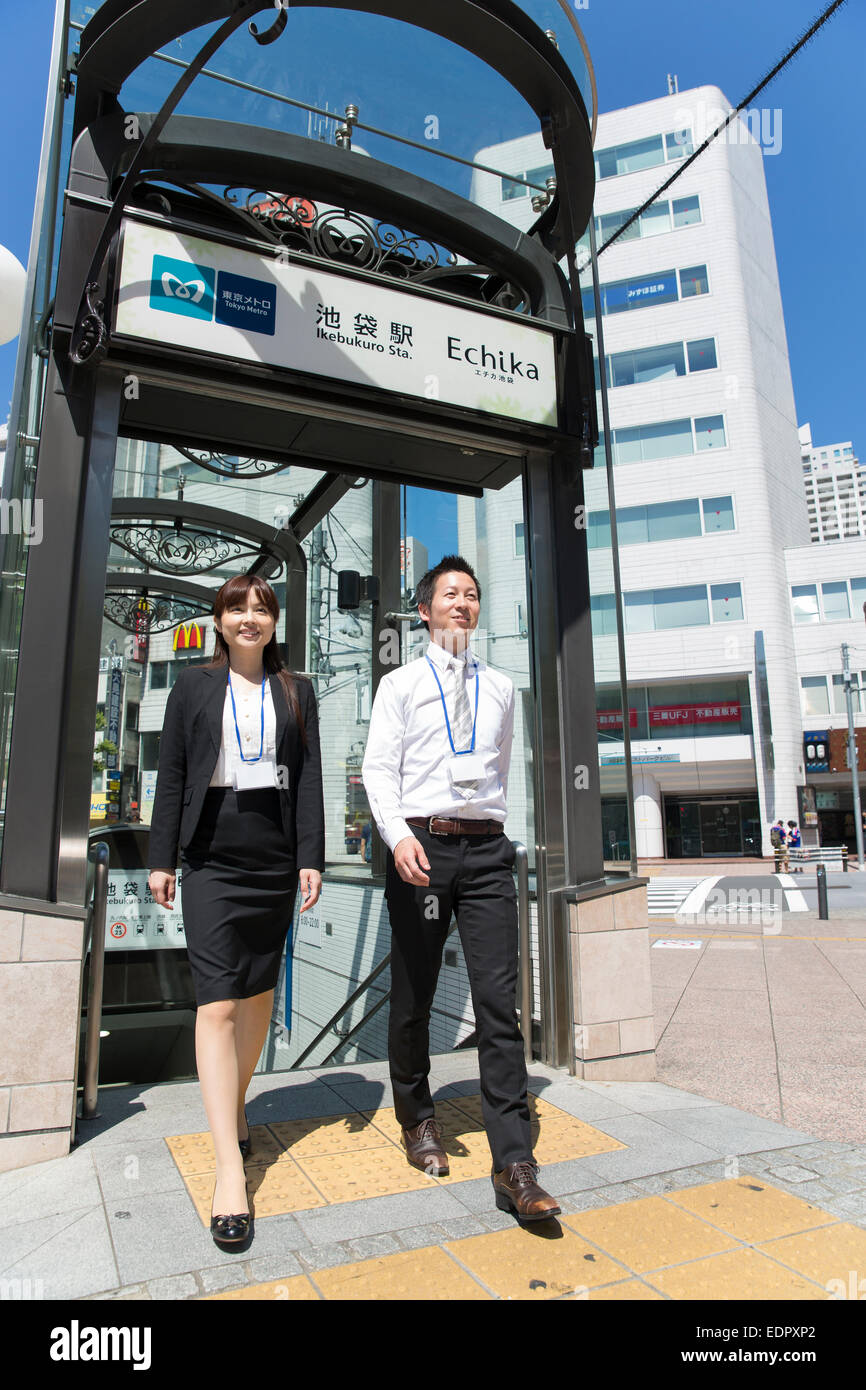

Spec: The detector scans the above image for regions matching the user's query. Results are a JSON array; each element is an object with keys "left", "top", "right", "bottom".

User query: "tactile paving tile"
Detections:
[
  {"left": 530, "top": 1118, "right": 625, "bottom": 1164},
  {"left": 758, "top": 1223, "right": 866, "bottom": 1289},
  {"left": 312, "top": 1247, "right": 490, "bottom": 1301},
  {"left": 668, "top": 1177, "right": 838, "bottom": 1244},
  {"left": 588, "top": 1280, "right": 664, "bottom": 1300},
  {"left": 564, "top": 1195, "right": 740, "bottom": 1272},
  {"left": 166, "top": 1126, "right": 284, "bottom": 1176},
  {"left": 445, "top": 1226, "right": 628, "bottom": 1300},
  {"left": 295, "top": 1146, "right": 438, "bottom": 1203},
  {"left": 184, "top": 1161, "right": 328, "bottom": 1225},
  {"left": 206, "top": 1275, "right": 320, "bottom": 1301},
  {"left": 269, "top": 1113, "right": 392, "bottom": 1158},
  {"left": 644, "top": 1247, "right": 827, "bottom": 1301}
]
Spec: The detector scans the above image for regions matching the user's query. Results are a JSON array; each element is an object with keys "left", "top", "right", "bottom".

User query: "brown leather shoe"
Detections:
[
  {"left": 401, "top": 1118, "right": 449, "bottom": 1176},
  {"left": 493, "top": 1161, "right": 561, "bottom": 1220}
]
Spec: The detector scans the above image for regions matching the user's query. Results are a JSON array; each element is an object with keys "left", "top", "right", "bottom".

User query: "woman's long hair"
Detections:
[{"left": 207, "top": 575, "right": 307, "bottom": 747}]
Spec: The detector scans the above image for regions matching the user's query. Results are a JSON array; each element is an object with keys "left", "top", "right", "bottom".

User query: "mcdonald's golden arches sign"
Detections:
[{"left": 173, "top": 622, "right": 204, "bottom": 652}]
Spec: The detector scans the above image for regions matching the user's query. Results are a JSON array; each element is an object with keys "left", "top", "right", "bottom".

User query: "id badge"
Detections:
[
  {"left": 448, "top": 752, "right": 485, "bottom": 786},
  {"left": 233, "top": 758, "right": 278, "bottom": 790}
]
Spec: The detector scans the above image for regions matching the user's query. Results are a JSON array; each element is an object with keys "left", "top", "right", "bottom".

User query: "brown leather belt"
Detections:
[{"left": 407, "top": 816, "right": 504, "bottom": 836}]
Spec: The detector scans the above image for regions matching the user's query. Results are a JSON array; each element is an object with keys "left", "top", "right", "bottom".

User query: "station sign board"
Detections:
[{"left": 114, "top": 219, "right": 559, "bottom": 428}]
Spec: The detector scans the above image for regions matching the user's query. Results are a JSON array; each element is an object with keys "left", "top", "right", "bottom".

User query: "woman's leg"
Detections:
[
  {"left": 234, "top": 989, "right": 275, "bottom": 1139},
  {"left": 196, "top": 999, "right": 248, "bottom": 1215}
]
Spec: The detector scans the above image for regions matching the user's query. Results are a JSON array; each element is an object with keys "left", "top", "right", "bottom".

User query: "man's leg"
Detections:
[
  {"left": 453, "top": 833, "right": 532, "bottom": 1170},
  {"left": 385, "top": 829, "right": 456, "bottom": 1129}
]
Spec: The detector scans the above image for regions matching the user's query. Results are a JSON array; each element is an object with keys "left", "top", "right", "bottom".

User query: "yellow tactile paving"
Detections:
[
  {"left": 312, "top": 1247, "right": 491, "bottom": 1300},
  {"left": 445, "top": 1226, "right": 628, "bottom": 1299},
  {"left": 294, "top": 1146, "right": 437, "bottom": 1202},
  {"left": 758, "top": 1223, "right": 866, "bottom": 1289},
  {"left": 588, "top": 1280, "right": 665, "bottom": 1300},
  {"left": 167, "top": 1094, "right": 626, "bottom": 1218},
  {"left": 669, "top": 1177, "right": 838, "bottom": 1243},
  {"left": 270, "top": 1113, "right": 391, "bottom": 1158},
  {"left": 206, "top": 1275, "right": 320, "bottom": 1300},
  {"left": 644, "top": 1248, "right": 827, "bottom": 1301},
  {"left": 564, "top": 1195, "right": 741, "bottom": 1272}
]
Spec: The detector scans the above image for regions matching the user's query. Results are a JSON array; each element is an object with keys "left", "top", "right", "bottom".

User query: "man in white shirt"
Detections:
[{"left": 362, "top": 555, "right": 560, "bottom": 1221}]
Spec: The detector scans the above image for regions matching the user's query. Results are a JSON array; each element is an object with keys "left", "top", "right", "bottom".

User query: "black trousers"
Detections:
[{"left": 385, "top": 825, "right": 532, "bottom": 1171}]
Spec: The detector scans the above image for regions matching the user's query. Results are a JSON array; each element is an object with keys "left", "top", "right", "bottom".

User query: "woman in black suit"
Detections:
[{"left": 148, "top": 575, "right": 324, "bottom": 1248}]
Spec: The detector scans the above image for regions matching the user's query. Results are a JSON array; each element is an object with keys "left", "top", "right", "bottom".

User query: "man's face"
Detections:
[{"left": 419, "top": 570, "right": 480, "bottom": 653}]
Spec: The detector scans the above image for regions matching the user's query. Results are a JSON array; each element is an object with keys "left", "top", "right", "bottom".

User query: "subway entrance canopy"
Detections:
[{"left": 0, "top": 0, "right": 649, "bottom": 1168}]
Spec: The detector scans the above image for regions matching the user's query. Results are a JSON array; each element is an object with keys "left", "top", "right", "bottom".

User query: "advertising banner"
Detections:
[
  {"left": 649, "top": 702, "right": 741, "bottom": 726},
  {"left": 115, "top": 220, "right": 559, "bottom": 427}
]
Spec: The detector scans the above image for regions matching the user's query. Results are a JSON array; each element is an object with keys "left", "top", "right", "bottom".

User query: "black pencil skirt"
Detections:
[{"left": 180, "top": 787, "right": 299, "bottom": 1006}]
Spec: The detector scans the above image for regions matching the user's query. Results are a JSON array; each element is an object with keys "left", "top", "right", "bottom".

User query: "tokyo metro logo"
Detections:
[{"left": 149, "top": 255, "right": 215, "bottom": 320}]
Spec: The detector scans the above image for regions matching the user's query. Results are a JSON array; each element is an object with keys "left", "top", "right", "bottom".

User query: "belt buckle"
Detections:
[{"left": 427, "top": 816, "right": 450, "bottom": 836}]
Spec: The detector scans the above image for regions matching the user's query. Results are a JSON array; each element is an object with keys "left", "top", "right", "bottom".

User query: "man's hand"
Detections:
[
  {"left": 148, "top": 870, "right": 176, "bottom": 909},
  {"left": 299, "top": 869, "right": 322, "bottom": 913},
  {"left": 393, "top": 835, "right": 431, "bottom": 886}
]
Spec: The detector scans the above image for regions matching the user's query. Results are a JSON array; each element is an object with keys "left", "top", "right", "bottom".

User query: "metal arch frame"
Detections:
[{"left": 71, "top": 0, "right": 595, "bottom": 256}]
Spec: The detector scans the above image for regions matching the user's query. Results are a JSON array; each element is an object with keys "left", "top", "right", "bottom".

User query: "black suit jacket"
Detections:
[{"left": 148, "top": 665, "right": 325, "bottom": 872}]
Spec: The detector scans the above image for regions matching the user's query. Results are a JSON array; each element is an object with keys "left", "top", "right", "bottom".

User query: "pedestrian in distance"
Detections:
[
  {"left": 770, "top": 819, "right": 789, "bottom": 873},
  {"left": 786, "top": 820, "right": 801, "bottom": 871},
  {"left": 362, "top": 555, "right": 560, "bottom": 1222},
  {"left": 148, "top": 576, "right": 324, "bottom": 1250}
]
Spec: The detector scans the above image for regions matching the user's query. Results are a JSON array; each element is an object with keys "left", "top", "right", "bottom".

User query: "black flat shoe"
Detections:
[
  {"left": 210, "top": 1211, "right": 251, "bottom": 1247},
  {"left": 239, "top": 1110, "right": 252, "bottom": 1161}
]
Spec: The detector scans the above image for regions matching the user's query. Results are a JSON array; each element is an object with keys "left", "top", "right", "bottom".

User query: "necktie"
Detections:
[{"left": 450, "top": 658, "right": 480, "bottom": 798}]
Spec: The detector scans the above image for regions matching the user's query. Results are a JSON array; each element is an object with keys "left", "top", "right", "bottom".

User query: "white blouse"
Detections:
[{"left": 209, "top": 677, "right": 278, "bottom": 787}]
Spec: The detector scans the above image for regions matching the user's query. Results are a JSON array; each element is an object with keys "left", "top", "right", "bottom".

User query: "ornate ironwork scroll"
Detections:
[
  {"left": 174, "top": 445, "right": 292, "bottom": 480},
  {"left": 103, "top": 591, "right": 212, "bottom": 634},
  {"left": 109, "top": 522, "right": 262, "bottom": 576}
]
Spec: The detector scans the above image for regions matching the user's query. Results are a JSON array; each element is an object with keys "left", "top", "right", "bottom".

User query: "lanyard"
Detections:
[
  {"left": 228, "top": 673, "right": 265, "bottom": 762},
  {"left": 426, "top": 654, "right": 479, "bottom": 755}
]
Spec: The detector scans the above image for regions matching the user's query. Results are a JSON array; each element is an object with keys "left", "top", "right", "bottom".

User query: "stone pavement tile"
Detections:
[
  {"left": 199, "top": 1265, "right": 247, "bottom": 1294},
  {"left": 313, "top": 1062, "right": 394, "bottom": 1085},
  {"left": 437, "top": 1215, "right": 488, "bottom": 1239},
  {"left": 292, "top": 1184, "right": 468, "bottom": 1246},
  {"left": 320, "top": 1079, "right": 394, "bottom": 1112},
  {"left": 525, "top": 1079, "right": 633, "bottom": 1124},
  {"left": 89, "top": 1135, "right": 189, "bottom": 1202},
  {"left": 146, "top": 1274, "right": 199, "bottom": 1300},
  {"left": 213, "top": 1213, "right": 311, "bottom": 1261},
  {"left": 246, "top": 1252, "right": 305, "bottom": 1284},
  {"left": 766, "top": 1163, "right": 826, "bottom": 1183},
  {"left": 243, "top": 1085, "right": 358, "bottom": 1124},
  {"left": 296, "top": 1243, "right": 355, "bottom": 1272},
  {"left": 0, "top": 1209, "right": 106, "bottom": 1285},
  {"left": 818, "top": 1192, "right": 866, "bottom": 1221},
  {"left": 427, "top": 1053, "right": 484, "bottom": 1082},
  {"left": 3, "top": 1146, "right": 102, "bottom": 1224},
  {"left": 772, "top": 1023, "right": 866, "bottom": 1067},
  {"left": 347, "top": 1233, "right": 402, "bottom": 1261},
  {"left": 649, "top": 1104, "right": 814, "bottom": 1153},
  {"left": 2, "top": 1206, "right": 119, "bottom": 1300},
  {"left": 88, "top": 1284, "right": 151, "bottom": 1300},
  {"left": 205, "top": 1274, "right": 319, "bottom": 1301},
  {"left": 394, "top": 1224, "right": 449, "bottom": 1250},
  {"left": 107, "top": 1189, "right": 256, "bottom": 1285},
  {"left": 569, "top": 1079, "right": 722, "bottom": 1114},
  {"left": 571, "top": 1114, "right": 721, "bottom": 1183}
]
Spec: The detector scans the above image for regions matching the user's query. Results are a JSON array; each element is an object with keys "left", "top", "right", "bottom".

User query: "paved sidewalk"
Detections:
[{"left": 3, "top": 1053, "right": 866, "bottom": 1302}]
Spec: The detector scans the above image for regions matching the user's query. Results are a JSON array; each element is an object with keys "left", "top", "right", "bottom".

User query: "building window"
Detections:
[
  {"left": 702, "top": 496, "right": 735, "bottom": 532},
  {"left": 607, "top": 337, "right": 716, "bottom": 388},
  {"left": 611, "top": 414, "right": 726, "bottom": 465},
  {"left": 672, "top": 194, "right": 701, "bottom": 227},
  {"left": 822, "top": 581, "right": 850, "bottom": 621},
  {"left": 595, "top": 194, "right": 702, "bottom": 244},
  {"left": 832, "top": 673, "right": 861, "bottom": 714},
  {"left": 791, "top": 585, "right": 820, "bottom": 624},
  {"left": 588, "top": 495, "right": 734, "bottom": 548},
  {"left": 679, "top": 264, "right": 710, "bottom": 297},
  {"left": 711, "top": 583, "right": 744, "bottom": 622},
  {"left": 695, "top": 415, "right": 727, "bottom": 451},
  {"left": 501, "top": 176, "right": 526, "bottom": 201},
  {"left": 499, "top": 162, "right": 555, "bottom": 202},
  {"left": 590, "top": 592, "right": 618, "bottom": 636},
  {"left": 150, "top": 662, "right": 168, "bottom": 690},
  {"left": 851, "top": 577, "right": 866, "bottom": 614},
  {"left": 687, "top": 338, "right": 717, "bottom": 372},
  {"left": 595, "top": 130, "right": 693, "bottom": 180},
  {"left": 801, "top": 676, "right": 830, "bottom": 716},
  {"left": 514, "top": 521, "right": 525, "bottom": 557}
]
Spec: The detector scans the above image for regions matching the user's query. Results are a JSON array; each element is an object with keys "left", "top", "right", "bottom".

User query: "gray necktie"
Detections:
[{"left": 450, "top": 657, "right": 480, "bottom": 797}]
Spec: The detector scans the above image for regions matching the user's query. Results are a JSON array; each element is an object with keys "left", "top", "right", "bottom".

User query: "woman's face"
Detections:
[{"left": 215, "top": 588, "right": 277, "bottom": 657}]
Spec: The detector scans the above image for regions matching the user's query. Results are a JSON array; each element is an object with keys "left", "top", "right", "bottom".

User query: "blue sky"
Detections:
[{"left": 2, "top": 0, "right": 864, "bottom": 563}]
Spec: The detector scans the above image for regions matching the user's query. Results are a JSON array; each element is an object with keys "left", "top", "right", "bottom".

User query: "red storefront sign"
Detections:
[
  {"left": 649, "top": 702, "right": 741, "bottom": 726},
  {"left": 597, "top": 708, "right": 638, "bottom": 731}
]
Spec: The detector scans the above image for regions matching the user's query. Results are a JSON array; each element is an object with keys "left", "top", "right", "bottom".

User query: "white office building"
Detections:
[
  {"left": 464, "top": 85, "right": 864, "bottom": 860},
  {"left": 799, "top": 423, "right": 865, "bottom": 544}
]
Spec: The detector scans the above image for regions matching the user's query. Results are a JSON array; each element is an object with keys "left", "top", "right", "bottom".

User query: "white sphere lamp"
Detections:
[{"left": 0, "top": 244, "right": 27, "bottom": 346}]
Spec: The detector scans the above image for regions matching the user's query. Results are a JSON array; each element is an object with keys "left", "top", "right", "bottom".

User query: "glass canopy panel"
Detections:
[{"left": 70, "top": 3, "right": 593, "bottom": 214}]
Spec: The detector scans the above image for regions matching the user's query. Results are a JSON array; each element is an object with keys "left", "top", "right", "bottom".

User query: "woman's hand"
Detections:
[
  {"left": 148, "top": 870, "right": 176, "bottom": 910},
  {"left": 298, "top": 869, "right": 322, "bottom": 914}
]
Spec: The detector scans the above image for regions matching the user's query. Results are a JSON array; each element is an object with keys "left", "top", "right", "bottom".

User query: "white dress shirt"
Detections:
[
  {"left": 209, "top": 677, "right": 278, "bottom": 787},
  {"left": 362, "top": 638, "right": 515, "bottom": 852}
]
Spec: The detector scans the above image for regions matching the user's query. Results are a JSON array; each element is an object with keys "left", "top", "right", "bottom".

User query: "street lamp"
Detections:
[{"left": 0, "top": 243, "right": 26, "bottom": 345}]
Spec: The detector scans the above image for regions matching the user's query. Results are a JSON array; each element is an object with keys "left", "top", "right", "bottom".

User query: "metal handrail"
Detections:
[
  {"left": 80, "top": 841, "right": 110, "bottom": 1120},
  {"left": 291, "top": 843, "right": 535, "bottom": 1068},
  {"left": 513, "top": 841, "right": 534, "bottom": 1061}
]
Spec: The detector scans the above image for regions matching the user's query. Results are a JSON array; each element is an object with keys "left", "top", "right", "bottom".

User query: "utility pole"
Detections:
[{"left": 841, "top": 643, "right": 865, "bottom": 868}]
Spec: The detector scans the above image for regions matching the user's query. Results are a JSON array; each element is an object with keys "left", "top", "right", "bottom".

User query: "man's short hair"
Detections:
[{"left": 415, "top": 555, "right": 481, "bottom": 625}]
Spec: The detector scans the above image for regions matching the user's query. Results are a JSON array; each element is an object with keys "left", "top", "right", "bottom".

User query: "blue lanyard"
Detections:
[
  {"left": 228, "top": 673, "right": 265, "bottom": 762},
  {"left": 426, "top": 654, "right": 479, "bottom": 755}
]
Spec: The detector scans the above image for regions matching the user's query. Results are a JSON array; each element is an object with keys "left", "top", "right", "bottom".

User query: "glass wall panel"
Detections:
[
  {"left": 801, "top": 676, "right": 830, "bottom": 716},
  {"left": 687, "top": 338, "right": 717, "bottom": 372},
  {"left": 672, "top": 194, "right": 701, "bottom": 226},
  {"left": 710, "top": 583, "right": 744, "bottom": 622},
  {"left": 792, "top": 584, "right": 820, "bottom": 624},
  {"left": 822, "top": 581, "right": 850, "bottom": 620},
  {"left": 647, "top": 498, "right": 701, "bottom": 541},
  {"left": 702, "top": 495, "right": 735, "bottom": 531},
  {"left": 653, "top": 584, "right": 709, "bottom": 630}
]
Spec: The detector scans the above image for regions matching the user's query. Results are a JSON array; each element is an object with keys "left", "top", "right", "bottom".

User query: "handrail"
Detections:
[
  {"left": 291, "top": 843, "right": 535, "bottom": 1068},
  {"left": 80, "top": 841, "right": 110, "bottom": 1120},
  {"left": 513, "top": 841, "right": 533, "bottom": 1061}
]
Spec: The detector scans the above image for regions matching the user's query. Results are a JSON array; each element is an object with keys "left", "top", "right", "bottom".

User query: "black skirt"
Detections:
[{"left": 180, "top": 787, "right": 298, "bottom": 1006}]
